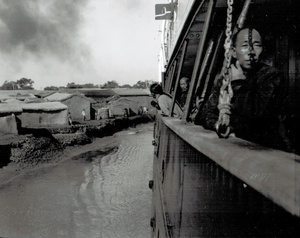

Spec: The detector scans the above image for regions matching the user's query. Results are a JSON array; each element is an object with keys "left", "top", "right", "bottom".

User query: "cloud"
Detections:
[
  {"left": 122, "top": 0, "right": 142, "bottom": 11},
  {"left": 0, "top": 0, "right": 161, "bottom": 89},
  {"left": 0, "top": 0, "right": 89, "bottom": 60}
]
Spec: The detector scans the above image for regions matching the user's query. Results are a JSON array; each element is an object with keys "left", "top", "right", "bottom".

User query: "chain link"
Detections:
[{"left": 215, "top": 0, "right": 234, "bottom": 138}]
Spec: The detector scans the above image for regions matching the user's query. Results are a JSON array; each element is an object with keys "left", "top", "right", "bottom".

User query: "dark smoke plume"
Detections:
[{"left": 0, "top": 0, "right": 89, "bottom": 60}]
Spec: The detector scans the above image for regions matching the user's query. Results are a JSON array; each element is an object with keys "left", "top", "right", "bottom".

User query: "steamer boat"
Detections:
[{"left": 150, "top": 0, "right": 300, "bottom": 237}]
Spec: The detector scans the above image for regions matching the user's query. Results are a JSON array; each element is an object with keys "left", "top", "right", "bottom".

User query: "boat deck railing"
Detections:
[{"left": 161, "top": 115, "right": 300, "bottom": 217}]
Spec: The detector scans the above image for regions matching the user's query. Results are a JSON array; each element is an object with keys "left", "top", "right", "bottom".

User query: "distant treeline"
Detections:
[
  {"left": 0, "top": 78, "right": 34, "bottom": 90},
  {"left": 0, "top": 79, "right": 156, "bottom": 90},
  {"left": 44, "top": 80, "right": 156, "bottom": 90}
]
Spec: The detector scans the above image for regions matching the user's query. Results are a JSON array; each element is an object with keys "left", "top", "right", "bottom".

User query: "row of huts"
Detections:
[{"left": 0, "top": 88, "right": 154, "bottom": 135}]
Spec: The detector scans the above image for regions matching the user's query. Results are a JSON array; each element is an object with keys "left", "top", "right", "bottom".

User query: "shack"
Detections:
[
  {"left": 64, "top": 88, "right": 116, "bottom": 103},
  {"left": 110, "top": 88, "right": 154, "bottom": 115},
  {"left": 62, "top": 88, "right": 154, "bottom": 117},
  {"left": 0, "top": 103, "right": 22, "bottom": 135},
  {"left": 46, "top": 92, "right": 96, "bottom": 121},
  {"left": 107, "top": 98, "right": 131, "bottom": 117},
  {"left": 20, "top": 102, "right": 68, "bottom": 127},
  {"left": 0, "top": 90, "right": 37, "bottom": 102}
]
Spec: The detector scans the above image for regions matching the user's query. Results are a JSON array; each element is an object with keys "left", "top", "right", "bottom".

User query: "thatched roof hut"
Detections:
[
  {"left": 46, "top": 92, "right": 95, "bottom": 120},
  {"left": 0, "top": 103, "right": 22, "bottom": 135},
  {"left": 21, "top": 102, "right": 68, "bottom": 127},
  {"left": 0, "top": 102, "right": 23, "bottom": 116},
  {"left": 21, "top": 102, "right": 68, "bottom": 111},
  {"left": 0, "top": 90, "right": 37, "bottom": 102}
]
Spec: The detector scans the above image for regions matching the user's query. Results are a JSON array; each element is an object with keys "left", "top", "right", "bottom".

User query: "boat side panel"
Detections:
[
  {"left": 151, "top": 114, "right": 300, "bottom": 237},
  {"left": 163, "top": 117, "right": 300, "bottom": 217}
]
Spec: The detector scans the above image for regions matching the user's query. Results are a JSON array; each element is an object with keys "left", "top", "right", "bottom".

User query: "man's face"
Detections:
[
  {"left": 180, "top": 79, "right": 189, "bottom": 92},
  {"left": 232, "top": 28, "right": 263, "bottom": 70},
  {"left": 151, "top": 92, "right": 159, "bottom": 99}
]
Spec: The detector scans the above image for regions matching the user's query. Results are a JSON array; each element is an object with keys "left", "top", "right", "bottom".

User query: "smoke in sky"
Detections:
[
  {"left": 0, "top": 0, "right": 161, "bottom": 89},
  {"left": 0, "top": 0, "right": 89, "bottom": 59}
]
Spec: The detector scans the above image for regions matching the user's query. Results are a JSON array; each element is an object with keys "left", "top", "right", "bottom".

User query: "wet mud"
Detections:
[{"left": 0, "top": 123, "right": 154, "bottom": 238}]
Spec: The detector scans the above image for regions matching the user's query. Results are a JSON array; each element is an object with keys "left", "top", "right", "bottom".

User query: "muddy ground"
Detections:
[{"left": 0, "top": 115, "right": 154, "bottom": 186}]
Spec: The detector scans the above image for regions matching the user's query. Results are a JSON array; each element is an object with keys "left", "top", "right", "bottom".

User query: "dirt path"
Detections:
[{"left": 0, "top": 135, "right": 120, "bottom": 186}]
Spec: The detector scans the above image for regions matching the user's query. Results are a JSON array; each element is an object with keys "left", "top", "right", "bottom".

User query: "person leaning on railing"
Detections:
[
  {"left": 195, "top": 27, "right": 292, "bottom": 152},
  {"left": 150, "top": 83, "right": 183, "bottom": 118}
]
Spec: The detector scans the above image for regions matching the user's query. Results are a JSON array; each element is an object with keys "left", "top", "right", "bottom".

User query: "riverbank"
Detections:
[
  {"left": 0, "top": 123, "right": 154, "bottom": 238},
  {"left": 0, "top": 115, "right": 154, "bottom": 185},
  {"left": 0, "top": 136, "right": 119, "bottom": 186}
]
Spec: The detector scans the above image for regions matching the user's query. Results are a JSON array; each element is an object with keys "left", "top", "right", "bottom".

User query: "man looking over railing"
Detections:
[
  {"left": 196, "top": 27, "right": 292, "bottom": 152},
  {"left": 150, "top": 83, "right": 183, "bottom": 118}
]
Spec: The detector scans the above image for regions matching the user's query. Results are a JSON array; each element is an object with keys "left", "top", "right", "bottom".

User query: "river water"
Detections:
[{"left": 0, "top": 123, "right": 154, "bottom": 238}]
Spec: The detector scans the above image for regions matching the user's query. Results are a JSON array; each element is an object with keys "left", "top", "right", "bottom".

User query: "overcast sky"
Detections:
[{"left": 0, "top": 0, "right": 162, "bottom": 89}]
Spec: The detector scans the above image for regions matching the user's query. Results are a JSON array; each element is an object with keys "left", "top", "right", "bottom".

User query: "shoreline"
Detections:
[
  {"left": 0, "top": 135, "right": 120, "bottom": 187},
  {"left": 0, "top": 115, "right": 154, "bottom": 186}
]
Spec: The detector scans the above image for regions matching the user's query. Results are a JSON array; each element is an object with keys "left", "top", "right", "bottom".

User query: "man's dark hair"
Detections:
[{"left": 150, "top": 83, "right": 163, "bottom": 95}]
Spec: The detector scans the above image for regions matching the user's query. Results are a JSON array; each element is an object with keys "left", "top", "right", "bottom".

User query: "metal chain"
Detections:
[
  {"left": 224, "top": 0, "right": 233, "bottom": 70},
  {"left": 215, "top": 0, "right": 234, "bottom": 138}
]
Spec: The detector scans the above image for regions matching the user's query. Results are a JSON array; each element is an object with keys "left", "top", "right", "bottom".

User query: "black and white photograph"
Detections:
[{"left": 0, "top": 0, "right": 299, "bottom": 237}]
